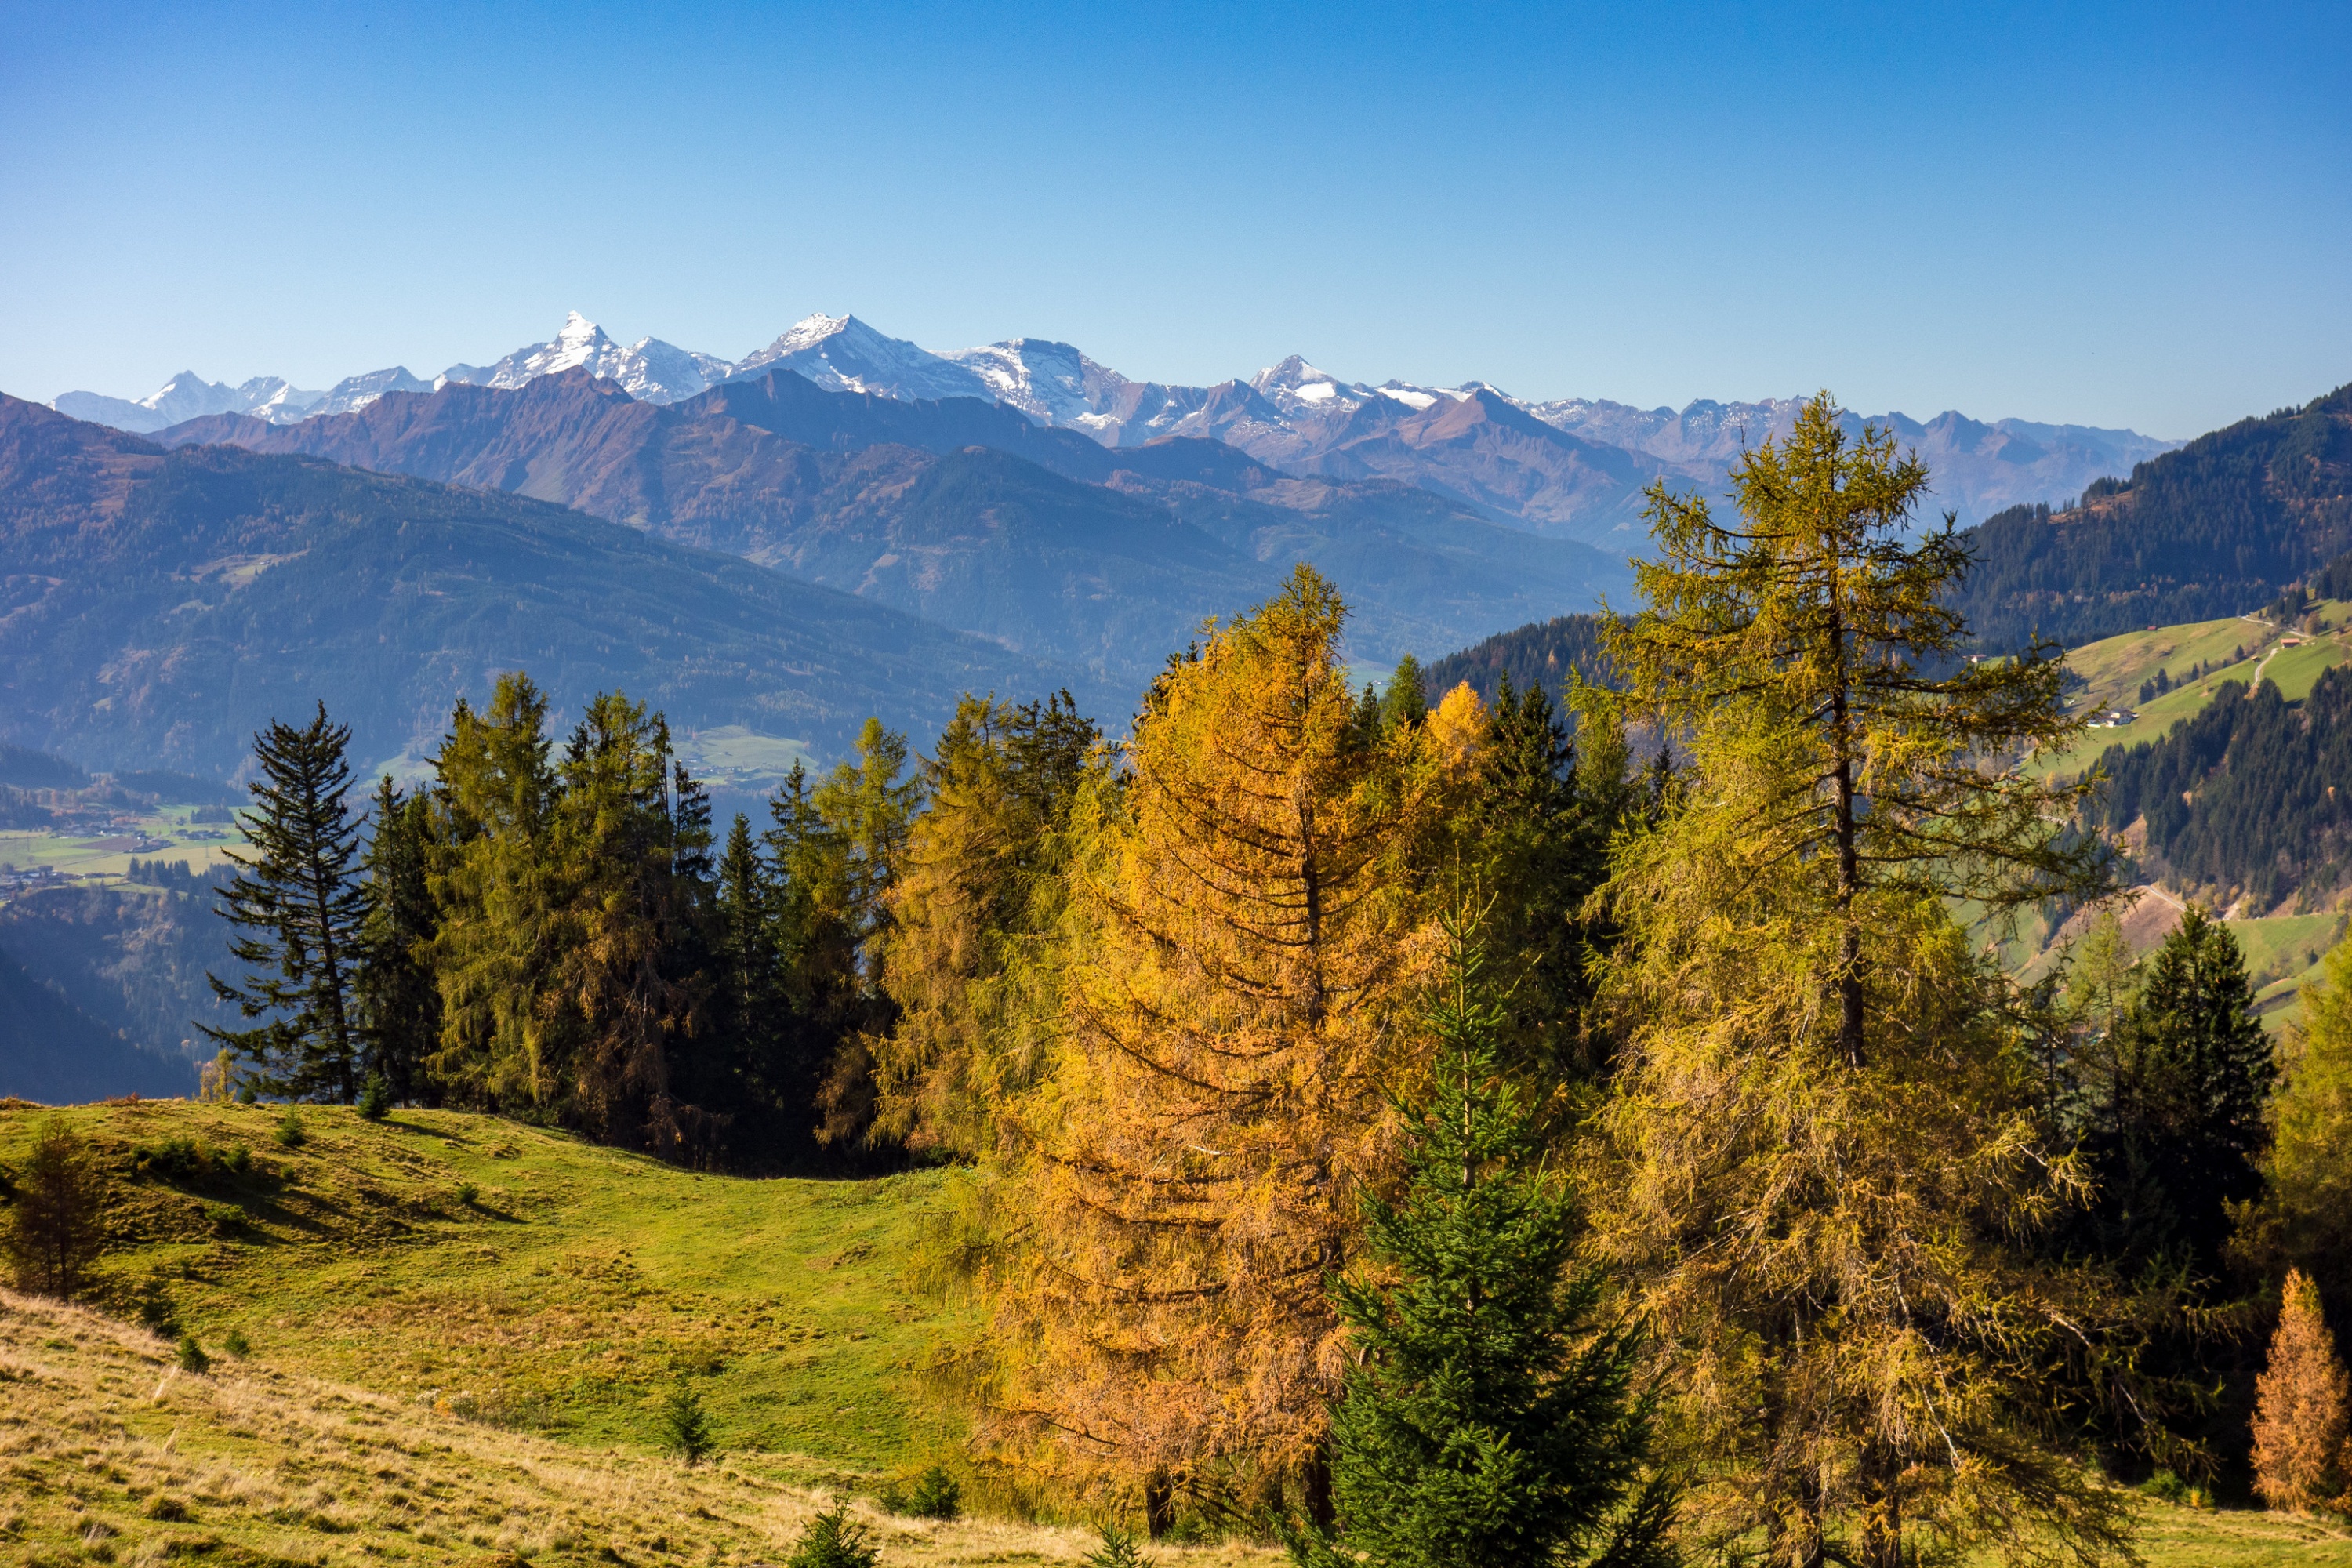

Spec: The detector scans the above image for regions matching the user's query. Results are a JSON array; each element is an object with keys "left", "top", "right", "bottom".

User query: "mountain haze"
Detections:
[
  {"left": 155, "top": 369, "right": 1632, "bottom": 681},
  {"left": 0, "top": 395, "right": 1088, "bottom": 775}
]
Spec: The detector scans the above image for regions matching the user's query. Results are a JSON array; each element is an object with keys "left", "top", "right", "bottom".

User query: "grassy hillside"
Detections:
[
  {"left": 8, "top": 1098, "right": 2348, "bottom": 1565},
  {"left": 0, "top": 1287, "right": 1282, "bottom": 1567},
  {"left": 0, "top": 1100, "right": 972, "bottom": 1470},
  {"left": 2032, "top": 601, "right": 2352, "bottom": 778}
]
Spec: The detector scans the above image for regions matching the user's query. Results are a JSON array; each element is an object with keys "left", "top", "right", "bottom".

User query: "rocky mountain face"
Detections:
[
  {"left": 52, "top": 314, "right": 2174, "bottom": 536},
  {"left": 0, "top": 394, "right": 1083, "bottom": 775},
  {"left": 152, "top": 368, "right": 1633, "bottom": 682}
]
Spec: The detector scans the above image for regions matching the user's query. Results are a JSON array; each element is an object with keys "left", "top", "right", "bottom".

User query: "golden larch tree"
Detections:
[
  {"left": 1590, "top": 394, "right": 2127, "bottom": 1568},
  {"left": 990, "top": 566, "right": 1436, "bottom": 1512},
  {"left": 2252, "top": 1269, "right": 2352, "bottom": 1513}
]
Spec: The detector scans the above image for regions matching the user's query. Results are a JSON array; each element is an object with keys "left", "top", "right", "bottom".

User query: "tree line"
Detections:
[{"left": 176, "top": 391, "right": 2352, "bottom": 1565}]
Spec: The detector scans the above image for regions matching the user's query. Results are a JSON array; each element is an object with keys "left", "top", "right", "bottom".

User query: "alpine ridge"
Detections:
[{"left": 46, "top": 312, "right": 2176, "bottom": 537}]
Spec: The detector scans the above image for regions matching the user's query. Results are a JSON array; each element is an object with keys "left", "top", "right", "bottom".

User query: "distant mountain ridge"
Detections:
[
  {"left": 1951, "top": 381, "right": 2352, "bottom": 651},
  {"left": 45, "top": 312, "right": 2174, "bottom": 539},
  {"left": 149, "top": 368, "right": 1635, "bottom": 684}
]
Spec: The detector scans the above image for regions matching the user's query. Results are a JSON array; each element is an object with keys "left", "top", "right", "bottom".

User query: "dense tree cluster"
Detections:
[{"left": 2092, "top": 667, "right": 2352, "bottom": 906}]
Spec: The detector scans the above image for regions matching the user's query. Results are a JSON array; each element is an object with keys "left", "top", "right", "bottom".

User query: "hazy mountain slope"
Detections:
[
  {"left": 1955, "top": 382, "right": 2352, "bottom": 650},
  {"left": 1526, "top": 396, "right": 2176, "bottom": 528},
  {"left": 154, "top": 372, "right": 1633, "bottom": 680},
  {"left": 0, "top": 884, "right": 238, "bottom": 1076},
  {"left": 0, "top": 396, "right": 1087, "bottom": 775},
  {"left": 0, "top": 939, "right": 192, "bottom": 1101}
]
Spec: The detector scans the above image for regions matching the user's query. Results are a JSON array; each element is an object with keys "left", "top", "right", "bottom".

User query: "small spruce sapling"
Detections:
[
  {"left": 903, "top": 1465, "right": 961, "bottom": 1519},
  {"left": 784, "top": 1501, "right": 877, "bottom": 1568},
  {"left": 177, "top": 1333, "right": 211, "bottom": 1374},
  {"left": 1083, "top": 1524, "right": 1154, "bottom": 1567},
  {"left": 661, "top": 1383, "right": 713, "bottom": 1465},
  {"left": 357, "top": 1072, "right": 390, "bottom": 1121},
  {"left": 274, "top": 1109, "right": 307, "bottom": 1149},
  {"left": 224, "top": 1329, "right": 253, "bottom": 1358}
]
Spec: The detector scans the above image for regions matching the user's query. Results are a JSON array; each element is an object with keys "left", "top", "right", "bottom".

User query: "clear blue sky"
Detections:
[{"left": 3, "top": 1, "right": 2346, "bottom": 437}]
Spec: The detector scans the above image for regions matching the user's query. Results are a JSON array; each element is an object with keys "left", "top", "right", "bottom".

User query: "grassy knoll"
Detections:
[
  {"left": 0, "top": 1098, "right": 978, "bottom": 1476},
  {"left": 9, "top": 1097, "right": 2352, "bottom": 1565},
  {"left": 0, "top": 1287, "right": 1277, "bottom": 1567}
]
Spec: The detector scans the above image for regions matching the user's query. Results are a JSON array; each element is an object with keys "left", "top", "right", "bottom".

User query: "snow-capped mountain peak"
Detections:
[
  {"left": 437, "top": 313, "right": 731, "bottom": 405},
  {"left": 735, "top": 314, "right": 994, "bottom": 404}
]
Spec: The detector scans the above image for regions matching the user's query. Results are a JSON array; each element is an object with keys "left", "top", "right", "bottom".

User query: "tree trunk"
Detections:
[
  {"left": 1831, "top": 684, "right": 1864, "bottom": 1069},
  {"left": 1144, "top": 1471, "right": 1176, "bottom": 1539},
  {"left": 1301, "top": 1442, "right": 1335, "bottom": 1533}
]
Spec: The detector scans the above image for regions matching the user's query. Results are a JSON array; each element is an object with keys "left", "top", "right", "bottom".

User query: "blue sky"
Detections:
[{"left": 2, "top": 1, "right": 2345, "bottom": 437}]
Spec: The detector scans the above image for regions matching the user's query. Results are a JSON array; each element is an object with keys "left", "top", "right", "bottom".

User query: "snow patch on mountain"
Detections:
[
  {"left": 437, "top": 313, "right": 728, "bottom": 405},
  {"left": 935, "top": 338, "right": 1129, "bottom": 426},
  {"left": 731, "top": 314, "right": 993, "bottom": 403}
]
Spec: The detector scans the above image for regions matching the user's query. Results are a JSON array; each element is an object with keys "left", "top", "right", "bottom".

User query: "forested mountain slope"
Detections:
[
  {"left": 1955, "top": 382, "right": 2352, "bottom": 650},
  {"left": 1421, "top": 612, "right": 1612, "bottom": 704},
  {"left": 2090, "top": 665, "right": 2352, "bottom": 910},
  {"left": 0, "top": 396, "right": 1084, "bottom": 775},
  {"left": 154, "top": 370, "right": 1632, "bottom": 679},
  {"left": 0, "top": 941, "right": 192, "bottom": 1100}
]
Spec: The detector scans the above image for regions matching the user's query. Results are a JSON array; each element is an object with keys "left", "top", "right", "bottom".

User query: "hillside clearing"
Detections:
[{"left": 0, "top": 1287, "right": 1277, "bottom": 1566}]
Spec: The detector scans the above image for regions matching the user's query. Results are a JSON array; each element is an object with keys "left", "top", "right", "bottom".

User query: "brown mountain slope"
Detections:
[{"left": 156, "top": 372, "right": 1635, "bottom": 678}]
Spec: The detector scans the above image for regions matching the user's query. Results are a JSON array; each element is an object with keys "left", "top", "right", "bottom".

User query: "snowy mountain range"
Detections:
[{"left": 48, "top": 312, "right": 2179, "bottom": 540}]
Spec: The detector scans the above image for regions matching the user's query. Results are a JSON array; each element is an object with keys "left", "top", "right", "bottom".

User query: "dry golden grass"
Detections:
[{"left": 0, "top": 1288, "right": 1278, "bottom": 1567}]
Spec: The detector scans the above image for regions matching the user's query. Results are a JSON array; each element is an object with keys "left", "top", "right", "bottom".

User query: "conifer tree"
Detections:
[
  {"left": 1380, "top": 653, "right": 1428, "bottom": 734},
  {"left": 1292, "top": 916, "right": 1674, "bottom": 1568},
  {"left": 874, "top": 692, "right": 1098, "bottom": 1156},
  {"left": 997, "top": 566, "right": 1436, "bottom": 1506},
  {"left": 354, "top": 775, "right": 441, "bottom": 1105},
  {"left": 1591, "top": 394, "right": 2125, "bottom": 1567},
  {"left": 1463, "top": 675, "right": 1629, "bottom": 1084},
  {"left": 2, "top": 1119, "right": 108, "bottom": 1299},
  {"left": 705, "top": 812, "right": 786, "bottom": 1138},
  {"left": 426, "top": 676, "right": 564, "bottom": 1110},
  {"left": 2252, "top": 1269, "right": 2351, "bottom": 1512},
  {"left": 2080, "top": 906, "right": 2274, "bottom": 1277},
  {"left": 804, "top": 719, "right": 923, "bottom": 1151},
  {"left": 2268, "top": 932, "right": 2352, "bottom": 1312},
  {"left": 548, "top": 692, "right": 713, "bottom": 1151},
  {"left": 205, "top": 702, "right": 369, "bottom": 1102}
]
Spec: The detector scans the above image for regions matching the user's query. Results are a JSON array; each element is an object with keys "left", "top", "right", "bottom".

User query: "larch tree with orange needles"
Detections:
[
  {"left": 991, "top": 566, "right": 1437, "bottom": 1523},
  {"left": 2252, "top": 1269, "right": 2352, "bottom": 1513}
]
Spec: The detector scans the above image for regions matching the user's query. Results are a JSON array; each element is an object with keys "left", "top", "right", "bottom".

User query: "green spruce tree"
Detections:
[
  {"left": 204, "top": 702, "right": 368, "bottom": 1102},
  {"left": 1379, "top": 653, "right": 1428, "bottom": 734},
  {"left": 1468, "top": 674, "right": 1632, "bottom": 1085},
  {"left": 2082, "top": 905, "right": 2276, "bottom": 1277},
  {"left": 1291, "top": 914, "right": 1675, "bottom": 1568},
  {"left": 354, "top": 775, "right": 441, "bottom": 1106}
]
